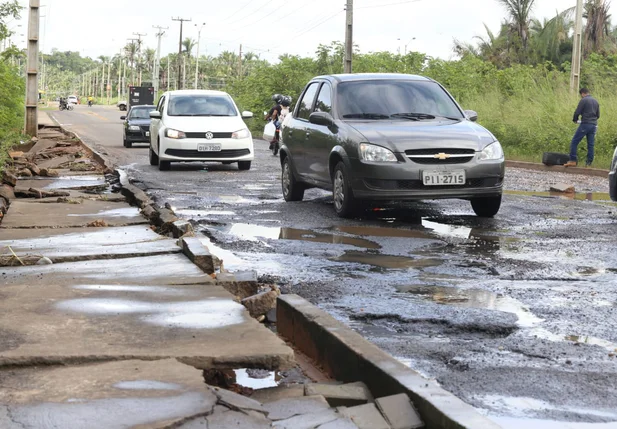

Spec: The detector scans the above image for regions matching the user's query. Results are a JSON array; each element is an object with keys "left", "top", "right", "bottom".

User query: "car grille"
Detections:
[
  {"left": 406, "top": 148, "right": 475, "bottom": 165},
  {"left": 164, "top": 149, "right": 250, "bottom": 158},
  {"left": 140, "top": 125, "right": 149, "bottom": 132},
  {"left": 364, "top": 178, "right": 502, "bottom": 191},
  {"left": 184, "top": 132, "right": 233, "bottom": 139}
]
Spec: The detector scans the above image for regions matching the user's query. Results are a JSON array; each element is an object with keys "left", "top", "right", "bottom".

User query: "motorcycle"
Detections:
[
  {"left": 59, "top": 100, "right": 67, "bottom": 111},
  {"left": 88, "top": 100, "right": 93, "bottom": 107}
]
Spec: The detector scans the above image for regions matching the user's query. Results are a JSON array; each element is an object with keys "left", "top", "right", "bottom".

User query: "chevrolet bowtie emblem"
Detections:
[{"left": 434, "top": 153, "right": 450, "bottom": 160}]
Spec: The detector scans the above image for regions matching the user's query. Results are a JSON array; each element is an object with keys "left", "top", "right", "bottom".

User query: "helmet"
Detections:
[
  {"left": 271, "top": 94, "right": 283, "bottom": 104},
  {"left": 281, "top": 96, "right": 292, "bottom": 107}
]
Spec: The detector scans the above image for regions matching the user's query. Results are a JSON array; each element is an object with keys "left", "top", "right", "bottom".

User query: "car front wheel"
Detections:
[
  {"left": 149, "top": 145, "right": 158, "bottom": 166},
  {"left": 333, "top": 161, "right": 357, "bottom": 218},
  {"left": 471, "top": 195, "right": 502, "bottom": 218},
  {"left": 282, "top": 157, "right": 304, "bottom": 202},
  {"left": 123, "top": 137, "right": 132, "bottom": 148},
  {"left": 238, "top": 161, "right": 251, "bottom": 171}
]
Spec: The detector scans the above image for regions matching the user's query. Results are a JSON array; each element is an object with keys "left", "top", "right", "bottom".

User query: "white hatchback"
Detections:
[{"left": 149, "top": 90, "right": 254, "bottom": 171}]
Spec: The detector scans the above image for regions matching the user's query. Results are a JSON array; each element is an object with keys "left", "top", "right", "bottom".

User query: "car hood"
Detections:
[
  {"left": 127, "top": 119, "right": 151, "bottom": 126},
  {"left": 164, "top": 116, "right": 246, "bottom": 132},
  {"left": 346, "top": 120, "right": 497, "bottom": 152}
]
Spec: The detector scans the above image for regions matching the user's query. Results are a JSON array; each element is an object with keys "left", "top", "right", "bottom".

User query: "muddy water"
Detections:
[
  {"left": 334, "top": 251, "right": 443, "bottom": 269},
  {"left": 506, "top": 190, "right": 613, "bottom": 202}
]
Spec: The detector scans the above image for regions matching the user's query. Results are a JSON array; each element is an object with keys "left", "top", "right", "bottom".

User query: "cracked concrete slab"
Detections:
[
  {"left": 0, "top": 225, "right": 180, "bottom": 263},
  {"left": 0, "top": 254, "right": 295, "bottom": 370},
  {"left": 0, "top": 200, "right": 145, "bottom": 229},
  {"left": 0, "top": 359, "right": 217, "bottom": 429}
]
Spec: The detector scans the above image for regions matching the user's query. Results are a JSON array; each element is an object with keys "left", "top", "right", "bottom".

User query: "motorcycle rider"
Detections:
[
  {"left": 88, "top": 96, "right": 94, "bottom": 107},
  {"left": 265, "top": 94, "right": 283, "bottom": 151}
]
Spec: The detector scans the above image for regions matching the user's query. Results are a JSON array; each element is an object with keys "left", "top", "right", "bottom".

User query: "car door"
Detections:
[
  {"left": 284, "top": 82, "right": 320, "bottom": 180},
  {"left": 304, "top": 83, "right": 337, "bottom": 185},
  {"left": 150, "top": 95, "right": 165, "bottom": 150}
]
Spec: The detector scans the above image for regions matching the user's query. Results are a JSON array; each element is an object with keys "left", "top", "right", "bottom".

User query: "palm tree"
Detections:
[
  {"left": 584, "top": 0, "right": 614, "bottom": 55},
  {"left": 531, "top": 9, "right": 574, "bottom": 65},
  {"left": 182, "top": 38, "right": 196, "bottom": 58},
  {"left": 496, "top": 0, "right": 537, "bottom": 50}
]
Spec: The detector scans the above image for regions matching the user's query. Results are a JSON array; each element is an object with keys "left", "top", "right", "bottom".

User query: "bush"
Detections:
[{"left": 0, "top": 60, "right": 25, "bottom": 174}]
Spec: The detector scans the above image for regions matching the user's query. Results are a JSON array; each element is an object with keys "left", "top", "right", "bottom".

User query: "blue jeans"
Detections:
[{"left": 569, "top": 123, "right": 597, "bottom": 165}]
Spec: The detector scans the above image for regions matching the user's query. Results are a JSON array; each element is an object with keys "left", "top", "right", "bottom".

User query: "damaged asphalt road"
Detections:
[{"left": 61, "top": 105, "right": 617, "bottom": 428}]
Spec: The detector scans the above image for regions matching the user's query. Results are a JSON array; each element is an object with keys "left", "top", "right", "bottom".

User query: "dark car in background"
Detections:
[
  {"left": 279, "top": 74, "right": 505, "bottom": 218},
  {"left": 610, "top": 146, "right": 617, "bottom": 201},
  {"left": 121, "top": 105, "right": 156, "bottom": 148}
]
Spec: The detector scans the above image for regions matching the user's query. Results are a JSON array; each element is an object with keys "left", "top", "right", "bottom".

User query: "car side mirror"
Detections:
[
  {"left": 242, "top": 111, "right": 254, "bottom": 119},
  {"left": 149, "top": 111, "right": 162, "bottom": 119},
  {"left": 120, "top": 116, "right": 126, "bottom": 120},
  {"left": 309, "top": 111, "right": 335, "bottom": 127},
  {"left": 464, "top": 110, "right": 478, "bottom": 122}
]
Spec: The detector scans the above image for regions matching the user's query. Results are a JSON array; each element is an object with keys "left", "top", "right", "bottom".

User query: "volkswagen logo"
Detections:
[{"left": 205, "top": 132, "right": 214, "bottom": 140}]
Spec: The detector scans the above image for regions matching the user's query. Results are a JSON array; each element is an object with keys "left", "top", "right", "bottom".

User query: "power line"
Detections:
[
  {"left": 286, "top": 9, "right": 345, "bottom": 43},
  {"left": 225, "top": 0, "right": 273, "bottom": 26},
  {"left": 356, "top": 0, "right": 421, "bottom": 10}
]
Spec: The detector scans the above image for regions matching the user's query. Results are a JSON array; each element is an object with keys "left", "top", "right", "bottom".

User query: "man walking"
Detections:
[{"left": 565, "top": 88, "right": 600, "bottom": 167}]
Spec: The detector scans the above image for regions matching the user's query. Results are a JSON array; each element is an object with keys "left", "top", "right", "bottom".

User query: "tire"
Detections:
[
  {"left": 332, "top": 161, "right": 357, "bottom": 218},
  {"left": 149, "top": 145, "right": 159, "bottom": 166},
  {"left": 123, "top": 138, "right": 132, "bottom": 148},
  {"left": 282, "top": 157, "right": 305, "bottom": 202},
  {"left": 159, "top": 160, "right": 171, "bottom": 171},
  {"left": 238, "top": 161, "right": 251, "bottom": 171},
  {"left": 471, "top": 195, "right": 502, "bottom": 218}
]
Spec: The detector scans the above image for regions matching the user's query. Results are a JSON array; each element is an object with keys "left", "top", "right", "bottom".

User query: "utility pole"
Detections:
[
  {"left": 153, "top": 25, "right": 168, "bottom": 99},
  {"left": 107, "top": 60, "right": 112, "bottom": 105},
  {"left": 238, "top": 44, "right": 243, "bottom": 78},
  {"left": 172, "top": 17, "right": 191, "bottom": 90},
  {"left": 133, "top": 32, "right": 147, "bottom": 86},
  {"left": 344, "top": 0, "right": 353, "bottom": 73},
  {"left": 195, "top": 22, "right": 205, "bottom": 89},
  {"left": 126, "top": 38, "right": 139, "bottom": 86},
  {"left": 570, "top": 0, "right": 584, "bottom": 93},
  {"left": 25, "top": 0, "right": 40, "bottom": 137},
  {"left": 117, "top": 49, "right": 123, "bottom": 101}
]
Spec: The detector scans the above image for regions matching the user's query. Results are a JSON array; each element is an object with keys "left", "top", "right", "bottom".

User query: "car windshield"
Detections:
[
  {"left": 337, "top": 80, "right": 464, "bottom": 120},
  {"left": 129, "top": 108, "right": 154, "bottom": 119},
  {"left": 167, "top": 95, "right": 238, "bottom": 117}
]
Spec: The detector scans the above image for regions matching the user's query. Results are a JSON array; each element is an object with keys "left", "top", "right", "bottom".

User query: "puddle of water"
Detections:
[
  {"left": 68, "top": 207, "right": 140, "bottom": 218},
  {"left": 216, "top": 223, "right": 381, "bottom": 249},
  {"left": 56, "top": 298, "right": 245, "bottom": 329},
  {"left": 334, "top": 225, "right": 433, "bottom": 239},
  {"left": 506, "top": 190, "right": 612, "bottom": 202},
  {"left": 397, "top": 285, "right": 542, "bottom": 327},
  {"left": 565, "top": 335, "right": 617, "bottom": 352},
  {"left": 234, "top": 369, "right": 278, "bottom": 389},
  {"left": 334, "top": 251, "right": 443, "bottom": 269},
  {"left": 422, "top": 220, "right": 473, "bottom": 239},
  {"left": 42, "top": 176, "right": 106, "bottom": 190},
  {"left": 175, "top": 209, "right": 236, "bottom": 217},
  {"left": 114, "top": 380, "right": 183, "bottom": 391}
]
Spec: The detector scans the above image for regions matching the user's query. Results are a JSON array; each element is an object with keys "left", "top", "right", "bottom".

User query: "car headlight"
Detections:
[
  {"left": 232, "top": 128, "right": 250, "bottom": 139},
  {"left": 128, "top": 125, "right": 140, "bottom": 131},
  {"left": 360, "top": 143, "right": 397, "bottom": 162},
  {"left": 165, "top": 128, "right": 186, "bottom": 139},
  {"left": 478, "top": 141, "right": 504, "bottom": 161}
]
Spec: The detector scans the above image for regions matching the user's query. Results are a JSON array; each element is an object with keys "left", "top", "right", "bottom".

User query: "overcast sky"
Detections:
[{"left": 11, "top": 0, "right": 600, "bottom": 61}]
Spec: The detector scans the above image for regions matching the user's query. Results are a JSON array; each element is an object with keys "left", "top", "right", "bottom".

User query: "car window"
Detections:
[
  {"left": 157, "top": 96, "right": 166, "bottom": 114},
  {"left": 297, "top": 83, "right": 320, "bottom": 120},
  {"left": 129, "top": 108, "right": 152, "bottom": 120},
  {"left": 167, "top": 95, "right": 238, "bottom": 117},
  {"left": 337, "top": 80, "right": 464, "bottom": 120},
  {"left": 314, "top": 84, "right": 332, "bottom": 114}
]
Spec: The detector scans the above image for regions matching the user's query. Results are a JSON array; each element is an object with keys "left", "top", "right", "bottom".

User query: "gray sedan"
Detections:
[{"left": 279, "top": 73, "right": 505, "bottom": 218}]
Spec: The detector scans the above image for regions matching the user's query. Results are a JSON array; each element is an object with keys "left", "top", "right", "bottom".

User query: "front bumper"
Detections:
[
  {"left": 126, "top": 130, "right": 150, "bottom": 143},
  {"left": 349, "top": 157, "right": 505, "bottom": 201},
  {"left": 159, "top": 137, "right": 254, "bottom": 162}
]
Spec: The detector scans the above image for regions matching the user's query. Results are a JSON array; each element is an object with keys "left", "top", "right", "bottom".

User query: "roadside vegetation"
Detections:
[{"left": 0, "top": 0, "right": 24, "bottom": 174}]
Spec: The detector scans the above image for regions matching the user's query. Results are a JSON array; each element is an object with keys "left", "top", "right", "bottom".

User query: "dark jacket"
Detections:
[{"left": 573, "top": 95, "right": 600, "bottom": 125}]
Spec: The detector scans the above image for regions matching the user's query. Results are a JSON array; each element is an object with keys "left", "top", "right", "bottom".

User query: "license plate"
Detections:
[
  {"left": 145, "top": 131, "right": 150, "bottom": 137},
  {"left": 422, "top": 170, "right": 466, "bottom": 186},
  {"left": 198, "top": 144, "right": 221, "bottom": 152}
]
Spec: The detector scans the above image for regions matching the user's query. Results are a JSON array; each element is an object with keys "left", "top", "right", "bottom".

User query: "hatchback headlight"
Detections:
[
  {"left": 360, "top": 143, "right": 397, "bottom": 162},
  {"left": 165, "top": 128, "right": 186, "bottom": 139},
  {"left": 478, "top": 142, "right": 504, "bottom": 161},
  {"left": 128, "top": 125, "right": 140, "bottom": 131},
  {"left": 232, "top": 128, "right": 250, "bottom": 139}
]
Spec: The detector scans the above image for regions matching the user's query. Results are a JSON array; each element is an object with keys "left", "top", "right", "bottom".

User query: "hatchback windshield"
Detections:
[
  {"left": 129, "top": 107, "right": 154, "bottom": 119},
  {"left": 167, "top": 95, "right": 238, "bottom": 117},
  {"left": 337, "top": 80, "right": 464, "bottom": 120}
]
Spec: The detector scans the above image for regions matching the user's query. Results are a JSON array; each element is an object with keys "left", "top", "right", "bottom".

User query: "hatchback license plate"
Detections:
[
  {"left": 422, "top": 170, "right": 466, "bottom": 186},
  {"left": 197, "top": 144, "right": 221, "bottom": 152}
]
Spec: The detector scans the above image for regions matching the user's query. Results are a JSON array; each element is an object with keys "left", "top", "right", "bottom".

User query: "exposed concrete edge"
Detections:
[
  {"left": 506, "top": 160, "right": 609, "bottom": 178},
  {"left": 277, "top": 295, "right": 501, "bottom": 429},
  {"left": 117, "top": 169, "right": 154, "bottom": 209}
]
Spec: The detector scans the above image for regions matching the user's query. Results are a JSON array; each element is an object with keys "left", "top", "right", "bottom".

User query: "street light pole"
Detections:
[
  {"left": 153, "top": 25, "right": 168, "bottom": 100},
  {"left": 172, "top": 17, "right": 191, "bottom": 90},
  {"left": 195, "top": 22, "right": 205, "bottom": 90},
  {"left": 25, "top": 0, "right": 40, "bottom": 137}
]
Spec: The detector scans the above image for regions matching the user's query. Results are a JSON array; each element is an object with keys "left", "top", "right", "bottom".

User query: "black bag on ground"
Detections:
[{"left": 542, "top": 152, "right": 570, "bottom": 166}]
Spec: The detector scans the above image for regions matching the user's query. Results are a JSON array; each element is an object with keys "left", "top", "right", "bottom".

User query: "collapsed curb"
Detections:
[
  {"left": 506, "top": 160, "right": 609, "bottom": 178},
  {"left": 277, "top": 295, "right": 502, "bottom": 429}
]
